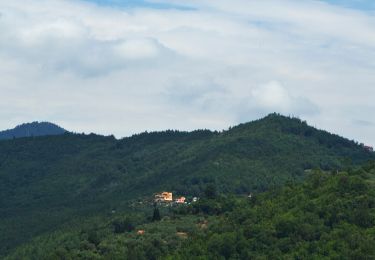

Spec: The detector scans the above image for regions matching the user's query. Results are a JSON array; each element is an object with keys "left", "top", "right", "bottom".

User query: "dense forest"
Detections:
[
  {"left": 0, "top": 122, "right": 66, "bottom": 140},
  {"left": 5, "top": 162, "right": 375, "bottom": 259},
  {"left": 0, "top": 114, "right": 374, "bottom": 257}
]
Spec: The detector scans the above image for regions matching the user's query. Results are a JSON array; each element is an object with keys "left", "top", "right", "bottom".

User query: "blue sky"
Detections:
[
  {"left": 84, "top": 0, "right": 193, "bottom": 9},
  {"left": 86, "top": 0, "right": 375, "bottom": 11},
  {"left": 0, "top": 0, "right": 375, "bottom": 145},
  {"left": 320, "top": 0, "right": 375, "bottom": 10}
]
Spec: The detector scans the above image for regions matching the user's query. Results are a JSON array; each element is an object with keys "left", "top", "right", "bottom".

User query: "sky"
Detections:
[{"left": 0, "top": 0, "right": 374, "bottom": 145}]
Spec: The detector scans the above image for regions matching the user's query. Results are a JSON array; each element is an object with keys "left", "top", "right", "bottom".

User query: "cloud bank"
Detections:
[{"left": 0, "top": 0, "right": 374, "bottom": 145}]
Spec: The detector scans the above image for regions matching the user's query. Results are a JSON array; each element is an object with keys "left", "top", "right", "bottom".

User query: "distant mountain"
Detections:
[
  {"left": 0, "top": 113, "right": 374, "bottom": 255},
  {"left": 0, "top": 122, "right": 67, "bottom": 140}
]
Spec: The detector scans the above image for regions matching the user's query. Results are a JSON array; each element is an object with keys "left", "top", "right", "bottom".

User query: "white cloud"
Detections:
[
  {"left": 252, "top": 81, "right": 292, "bottom": 111},
  {"left": 0, "top": 0, "right": 374, "bottom": 145},
  {"left": 114, "top": 39, "right": 161, "bottom": 59},
  {"left": 250, "top": 81, "right": 319, "bottom": 116}
]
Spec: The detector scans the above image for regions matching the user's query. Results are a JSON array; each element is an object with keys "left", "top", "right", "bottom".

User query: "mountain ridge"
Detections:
[
  {"left": 0, "top": 113, "right": 374, "bottom": 255},
  {"left": 0, "top": 121, "right": 67, "bottom": 140}
]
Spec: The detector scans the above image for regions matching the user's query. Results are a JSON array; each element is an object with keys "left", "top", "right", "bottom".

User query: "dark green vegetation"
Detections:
[
  {"left": 172, "top": 163, "right": 375, "bottom": 259},
  {"left": 5, "top": 163, "right": 375, "bottom": 259},
  {"left": 0, "top": 122, "right": 66, "bottom": 140},
  {"left": 0, "top": 114, "right": 374, "bottom": 256}
]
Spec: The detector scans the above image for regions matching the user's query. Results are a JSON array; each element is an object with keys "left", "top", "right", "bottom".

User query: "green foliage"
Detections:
[
  {"left": 0, "top": 121, "right": 66, "bottom": 140},
  {"left": 170, "top": 167, "right": 375, "bottom": 259},
  {"left": 5, "top": 213, "right": 204, "bottom": 260},
  {"left": 0, "top": 114, "right": 374, "bottom": 256},
  {"left": 204, "top": 183, "right": 217, "bottom": 199},
  {"left": 152, "top": 207, "right": 161, "bottom": 222},
  {"left": 6, "top": 165, "right": 375, "bottom": 259},
  {"left": 112, "top": 217, "right": 135, "bottom": 233}
]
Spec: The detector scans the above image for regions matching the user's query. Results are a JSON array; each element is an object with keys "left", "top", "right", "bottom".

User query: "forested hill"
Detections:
[
  {"left": 0, "top": 122, "right": 66, "bottom": 140},
  {"left": 6, "top": 162, "right": 375, "bottom": 259},
  {"left": 0, "top": 113, "right": 374, "bottom": 255}
]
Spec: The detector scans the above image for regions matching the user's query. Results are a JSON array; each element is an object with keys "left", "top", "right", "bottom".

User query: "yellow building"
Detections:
[{"left": 155, "top": 192, "right": 173, "bottom": 202}]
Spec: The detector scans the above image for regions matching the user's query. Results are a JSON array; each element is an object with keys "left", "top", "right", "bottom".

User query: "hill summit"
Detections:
[
  {"left": 0, "top": 122, "right": 67, "bottom": 140},
  {"left": 0, "top": 113, "right": 374, "bottom": 256}
]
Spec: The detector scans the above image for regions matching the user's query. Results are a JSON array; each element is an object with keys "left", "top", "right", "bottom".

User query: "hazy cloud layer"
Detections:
[{"left": 0, "top": 0, "right": 374, "bottom": 145}]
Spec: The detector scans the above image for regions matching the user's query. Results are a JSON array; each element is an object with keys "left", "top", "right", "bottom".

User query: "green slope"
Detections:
[
  {"left": 5, "top": 162, "right": 375, "bottom": 259},
  {"left": 170, "top": 163, "right": 375, "bottom": 259},
  {"left": 0, "top": 122, "right": 67, "bottom": 140},
  {"left": 0, "top": 114, "right": 374, "bottom": 255}
]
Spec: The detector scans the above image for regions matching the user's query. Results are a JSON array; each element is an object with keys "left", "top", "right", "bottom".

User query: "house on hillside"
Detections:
[
  {"left": 155, "top": 192, "right": 173, "bottom": 202},
  {"left": 175, "top": 196, "right": 186, "bottom": 204}
]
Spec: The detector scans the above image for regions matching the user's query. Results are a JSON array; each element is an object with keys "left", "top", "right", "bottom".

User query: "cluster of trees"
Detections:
[
  {"left": 1, "top": 114, "right": 374, "bottom": 256},
  {"left": 5, "top": 211, "right": 204, "bottom": 260},
  {"left": 0, "top": 122, "right": 66, "bottom": 140},
  {"left": 171, "top": 164, "right": 375, "bottom": 259},
  {"left": 5, "top": 162, "right": 375, "bottom": 259}
]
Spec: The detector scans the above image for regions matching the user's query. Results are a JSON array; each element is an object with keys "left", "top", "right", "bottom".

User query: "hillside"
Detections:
[
  {"left": 0, "top": 122, "right": 67, "bottom": 140},
  {"left": 0, "top": 114, "right": 374, "bottom": 255},
  {"left": 5, "top": 162, "right": 375, "bottom": 259}
]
